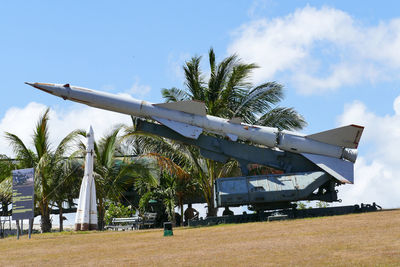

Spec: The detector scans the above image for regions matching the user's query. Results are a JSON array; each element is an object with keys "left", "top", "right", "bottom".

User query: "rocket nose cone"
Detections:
[
  {"left": 25, "top": 82, "right": 57, "bottom": 95},
  {"left": 25, "top": 82, "right": 43, "bottom": 90},
  {"left": 87, "top": 126, "right": 94, "bottom": 138}
]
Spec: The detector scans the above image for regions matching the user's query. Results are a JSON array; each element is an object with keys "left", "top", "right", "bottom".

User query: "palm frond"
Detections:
[
  {"left": 0, "top": 176, "right": 12, "bottom": 203},
  {"left": 217, "top": 159, "right": 242, "bottom": 178},
  {"left": 222, "top": 63, "right": 258, "bottom": 100},
  {"left": 141, "top": 153, "right": 189, "bottom": 179},
  {"left": 123, "top": 126, "right": 194, "bottom": 168},
  {"left": 98, "top": 126, "right": 122, "bottom": 169},
  {"left": 183, "top": 56, "right": 205, "bottom": 100},
  {"left": 256, "top": 107, "right": 307, "bottom": 130},
  {"left": 54, "top": 129, "right": 83, "bottom": 160},
  {"left": 207, "top": 53, "right": 238, "bottom": 111},
  {"left": 33, "top": 108, "right": 51, "bottom": 158},
  {"left": 161, "top": 87, "right": 191, "bottom": 102},
  {"left": 4, "top": 132, "right": 35, "bottom": 167},
  {"left": 209, "top": 48, "right": 216, "bottom": 75},
  {"left": 0, "top": 155, "right": 14, "bottom": 183},
  {"left": 232, "top": 82, "right": 284, "bottom": 123},
  {"left": 35, "top": 152, "right": 53, "bottom": 199}
]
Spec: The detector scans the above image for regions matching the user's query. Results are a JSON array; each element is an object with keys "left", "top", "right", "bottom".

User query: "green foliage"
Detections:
[
  {"left": 297, "top": 202, "right": 307, "bottom": 209},
  {"left": 316, "top": 201, "right": 330, "bottom": 208},
  {"left": 162, "top": 48, "right": 306, "bottom": 129},
  {"left": 0, "top": 155, "right": 14, "bottom": 212},
  {"left": 104, "top": 202, "right": 134, "bottom": 225},
  {"left": 78, "top": 125, "right": 155, "bottom": 230},
  {"left": 138, "top": 172, "right": 176, "bottom": 222},
  {"left": 3, "top": 108, "right": 81, "bottom": 232},
  {"left": 297, "top": 201, "right": 330, "bottom": 209},
  {"left": 138, "top": 191, "right": 154, "bottom": 213}
]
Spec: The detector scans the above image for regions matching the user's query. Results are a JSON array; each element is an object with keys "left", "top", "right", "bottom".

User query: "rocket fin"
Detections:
[
  {"left": 301, "top": 153, "right": 354, "bottom": 184},
  {"left": 154, "top": 100, "right": 206, "bottom": 116},
  {"left": 306, "top": 124, "right": 364, "bottom": 149},
  {"left": 152, "top": 116, "right": 203, "bottom": 139}
]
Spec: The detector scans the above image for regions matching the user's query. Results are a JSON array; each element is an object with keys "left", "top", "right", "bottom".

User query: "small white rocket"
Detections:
[
  {"left": 26, "top": 82, "right": 364, "bottom": 184},
  {"left": 74, "top": 126, "right": 98, "bottom": 231}
]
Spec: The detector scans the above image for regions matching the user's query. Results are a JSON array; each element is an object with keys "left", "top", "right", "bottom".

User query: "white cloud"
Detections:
[
  {"left": 336, "top": 97, "right": 400, "bottom": 208},
  {"left": 247, "top": 0, "right": 271, "bottom": 18},
  {"left": 0, "top": 102, "right": 132, "bottom": 157},
  {"left": 228, "top": 6, "right": 400, "bottom": 94},
  {"left": 126, "top": 77, "right": 152, "bottom": 96},
  {"left": 394, "top": 95, "right": 400, "bottom": 115},
  {"left": 167, "top": 52, "right": 192, "bottom": 83}
]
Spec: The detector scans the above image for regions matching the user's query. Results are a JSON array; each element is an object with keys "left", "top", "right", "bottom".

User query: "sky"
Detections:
[{"left": 1, "top": 1, "right": 400, "bottom": 221}]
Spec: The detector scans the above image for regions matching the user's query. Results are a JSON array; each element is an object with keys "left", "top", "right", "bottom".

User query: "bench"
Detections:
[
  {"left": 105, "top": 216, "right": 142, "bottom": 231},
  {"left": 105, "top": 213, "right": 157, "bottom": 230}
]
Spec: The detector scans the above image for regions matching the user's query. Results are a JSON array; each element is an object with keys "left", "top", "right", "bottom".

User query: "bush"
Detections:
[{"left": 104, "top": 202, "right": 135, "bottom": 225}]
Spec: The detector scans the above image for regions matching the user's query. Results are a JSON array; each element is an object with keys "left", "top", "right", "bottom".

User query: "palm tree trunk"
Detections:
[
  {"left": 180, "top": 202, "right": 184, "bottom": 226},
  {"left": 40, "top": 201, "right": 52, "bottom": 233},
  {"left": 58, "top": 201, "right": 64, "bottom": 232},
  {"left": 97, "top": 199, "right": 105, "bottom": 230},
  {"left": 40, "top": 213, "right": 52, "bottom": 233},
  {"left": 204, "top": 160, "right": 218, "bottom": 217},
  {"left": 207, "top": 201, "right": 218, "bottom": 217}
]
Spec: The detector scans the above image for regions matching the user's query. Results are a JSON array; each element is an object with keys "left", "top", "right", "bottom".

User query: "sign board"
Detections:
[{"left": 12, "top": 168, "right": 35, "bottom": 220}]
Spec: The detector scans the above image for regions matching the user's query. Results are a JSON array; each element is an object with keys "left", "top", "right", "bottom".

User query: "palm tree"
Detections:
[
  {"left": 134, "top": 153, "right": 200, "bottom": 224},
  {"left": 0, "top": 155, "right": 13, "bottom": 216},
  {"left": 160, "top": 48, "right": 307, "bottom": 216},
  {"left": 124, "top": 124, "right": 203, "bottom": 223},
  {"left": 80, "top": 126, "right": 154, "bottom": 230},
  {"left": 48, "top": 159, "right": 83, "bottom": 232},
  {"left": 4, "top": 108, "right": 81, "bottom": 232}
]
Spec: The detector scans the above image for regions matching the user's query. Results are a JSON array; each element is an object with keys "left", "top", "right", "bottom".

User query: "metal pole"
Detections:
[
  {"left": 0, "top": 218, "right": 3, "bottom": 239},
  {"left": 28, "top": 218, "right": 32, "bottom": 239},
  {"left": 16, "top": 220, "right": 20, "bottom": 240},
  {"left": 21, "top": 219, "right": 23, "bottom": 236}
]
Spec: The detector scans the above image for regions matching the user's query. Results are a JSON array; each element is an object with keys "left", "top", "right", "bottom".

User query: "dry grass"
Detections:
[{"left": 1, "top": 210, "right": 400, "bottom": 266}]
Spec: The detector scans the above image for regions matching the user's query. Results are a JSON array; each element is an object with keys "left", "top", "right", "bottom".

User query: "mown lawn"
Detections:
[{"left": 1, "top": 210, "right": 400, "bottom": 266}]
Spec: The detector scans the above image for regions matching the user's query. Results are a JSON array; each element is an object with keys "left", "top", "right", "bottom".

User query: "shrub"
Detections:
[{"left": 104, "top": 202, "right": 135, "bottom": 225}]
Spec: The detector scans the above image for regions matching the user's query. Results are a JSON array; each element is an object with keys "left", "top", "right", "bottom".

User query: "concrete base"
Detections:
[{"left": 74, "top": 223, "right": 98, "bottom": 231}]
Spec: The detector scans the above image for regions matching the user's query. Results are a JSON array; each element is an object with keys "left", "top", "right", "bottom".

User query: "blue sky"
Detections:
[{"left": 2, "top": 1, "right": 400, "bottom": 215}]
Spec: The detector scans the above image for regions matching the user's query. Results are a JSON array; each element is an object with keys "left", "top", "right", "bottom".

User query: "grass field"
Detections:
[{"left": 2, "top": 210, "right": 400, "bottom": 266}]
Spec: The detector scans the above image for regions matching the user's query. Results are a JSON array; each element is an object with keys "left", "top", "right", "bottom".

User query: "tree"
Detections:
[
  {"left": 0, "top": 155, "right": 13, "bottom": 216},
  {"left": 134, "top": 153, "right": 199, "bottom": 225},
  {"left": 48, "top": 159, "right": 83, "bottom": 232},
  {"left": 4, "top": 108, "right": 81, "bottom": 232},
  {"left": 161, "top": 48, "right": 307, "bottom": 216},
  {"left": 123, "top": 125, "right": 203, "bottom": 224}
]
